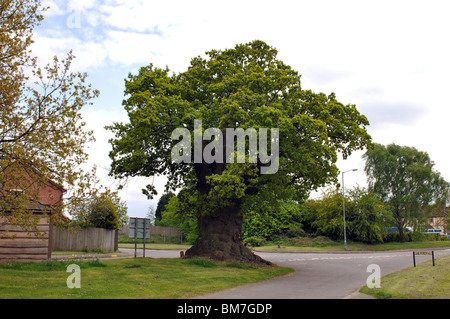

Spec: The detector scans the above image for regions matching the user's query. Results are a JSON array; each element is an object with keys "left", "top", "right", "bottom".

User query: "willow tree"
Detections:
[
  {"left": 108, "top": 40, "right": 371, "bottom": 263},
  {"left": 364, "top": 143, "right": 449, "bottom": 241}
]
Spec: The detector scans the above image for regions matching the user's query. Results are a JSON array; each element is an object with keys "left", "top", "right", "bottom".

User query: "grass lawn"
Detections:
[
  {"left": 0, "top": 258, "right": 293, "bottom": 299},
  {"left": 118, "top": 243, "right": 191, "bottom": 250},
  {"left": 360, "top": 255, "right": 450, "bottom": 299}
]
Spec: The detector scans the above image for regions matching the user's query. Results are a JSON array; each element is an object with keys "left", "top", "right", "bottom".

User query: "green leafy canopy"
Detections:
[
  {"left": 364, "top": 143, "right": 450, "bottom": 234},
  {"left": 107, "top": 40, "right": 371, "bottom": 214}
]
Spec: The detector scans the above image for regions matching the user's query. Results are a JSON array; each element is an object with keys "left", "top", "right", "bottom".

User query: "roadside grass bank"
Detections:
[
  {"left": 0, "top": 257, "right": 293, "bottom": 299},
  {"left": 117, "top": 243, "right": 191, "bottom": 250},
  {"left": 252, "top": 240, "right": 450, "bottom": 252},
  {"left": 360, "top": 255, "right": 450, "bottom": 299}
]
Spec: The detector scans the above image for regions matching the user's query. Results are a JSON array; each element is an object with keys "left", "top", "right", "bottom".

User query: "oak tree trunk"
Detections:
[
  {"left": 186, "top": 144, "right": 272, "bottom": 265},
  {"left": 184, "top": 203, "right": 271, "bottom": 265}
]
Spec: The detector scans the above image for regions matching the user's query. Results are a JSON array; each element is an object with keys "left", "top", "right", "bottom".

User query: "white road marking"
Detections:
[{"left": 281, "top": 254, "right": 410, "bottom": 262}]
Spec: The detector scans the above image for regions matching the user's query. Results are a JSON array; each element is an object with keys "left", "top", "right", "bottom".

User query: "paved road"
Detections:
[{"left": 203, "top": 248, "right": 450, "bottom": 299}]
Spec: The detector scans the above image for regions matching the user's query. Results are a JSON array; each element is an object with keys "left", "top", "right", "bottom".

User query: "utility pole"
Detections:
[{"left": 342, "top": 169, "right": 357, "bottom": 250}]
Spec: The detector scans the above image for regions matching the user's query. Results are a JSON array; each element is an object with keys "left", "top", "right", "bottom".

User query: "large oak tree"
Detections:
[{"left": 108, "top": 40, "right": 371, "bottom": 263}]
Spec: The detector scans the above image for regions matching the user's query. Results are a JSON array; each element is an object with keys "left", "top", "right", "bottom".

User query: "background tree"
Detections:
[
  {"left": 345, "top": 186, "right": 391, "bottom": 243},
  {"left": 71, "top": 191, "right": 128, "bottom": 230},
  {"left": 0, "top": 0, "right": 101, "bottom": 228},
  {"left": 162, "top": 195, "right": 198, "bottom": 244},
  {"left": 364, "top": 143, "right": 449, "bottom": 241},
  {"left": 1, "top": 0, "right": 43, "bottom": 117},
  {"left": 301, "top": 187, "right": 389, "bottom": 243},
  {"left": 146, "top": 204, "right": 156, "bottom": 225},
  {"left": 87, "top": 192, "right": 128, "bottom": 230},
  {"left": 301, "top": 189, "right": 344, "bottom": 240},
  {"left": 108, "top": 40, "right": 371, "bottom": 263},
  {"left": 241, "top": 199, "right": 303, "bottom": 240},
  {"left": 155, "top": 191, "right": 175, "bottom": 222}
]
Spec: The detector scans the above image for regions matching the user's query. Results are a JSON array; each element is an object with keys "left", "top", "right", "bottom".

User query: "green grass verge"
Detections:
[
  {"left": 0, "top": 258, "right": 293, "bottom": 299},
  {"left": 254, "top": 240, "right": 450, "bottom": 252},
  {"left": 360, "top": 255, "right": 450, "bottom": 299},
  {"left": 118, "top": 243, "right": 191, "bottom": 250}
]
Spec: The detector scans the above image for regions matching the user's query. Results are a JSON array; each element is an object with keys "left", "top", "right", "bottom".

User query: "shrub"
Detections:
[
  {"left": 423, "top": 233, "right": 449, "bottom": 241},
  {"left": 243, "top": 236, "right": 266, "bottom": 247},
  {"left": 382, "top": 232, "right": 399, "bottom": 243},
  {"left": 312, "top": 235, "right": 334, "bottom": 246},
  {"left": 382, "top": 231, "right": 447, "bottom": 243},
  {"left": 408, "top": 231, "right": 425, "bottom": 242},
  {"left": 286, "top": 226, "right": 306, "bottom": 238},
  {"left": 73, "top": 192, "right": 128, "bottom": 230}
]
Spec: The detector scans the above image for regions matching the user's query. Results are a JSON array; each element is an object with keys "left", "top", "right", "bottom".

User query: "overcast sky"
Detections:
[{"left": 32, "top": 0, "right": 450, "bottom": 218}]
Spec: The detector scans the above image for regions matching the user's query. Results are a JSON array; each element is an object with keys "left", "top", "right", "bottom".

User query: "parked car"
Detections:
[{"left": 384, "top": 227, "right": 413, "bottom": 233}]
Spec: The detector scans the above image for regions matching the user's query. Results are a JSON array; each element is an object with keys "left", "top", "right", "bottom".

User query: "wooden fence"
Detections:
[
  {"left": 52, "top": 226, "right": 118, "bottom": 252},
  {"left": 0, "top": 214, "right": 51, "bottom": 263},
  {"left": 120, "top": 225, "right": 182, "bottom": 237}
]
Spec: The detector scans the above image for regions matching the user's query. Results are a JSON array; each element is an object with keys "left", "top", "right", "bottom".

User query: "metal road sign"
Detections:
[
  {"left": 129, "top": 217, "right": 151, "bottom": 239},
  {"left": 129, "top": 217, "right": 151, "bottom": 258}
]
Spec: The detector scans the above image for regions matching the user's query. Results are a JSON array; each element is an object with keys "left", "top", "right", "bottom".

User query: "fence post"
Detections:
[
  {"left": 413, "top": 251, "right": 416, "bottom": 267},
  {"left": 114, "top": 230, "right": 119, "bottom": 252}
]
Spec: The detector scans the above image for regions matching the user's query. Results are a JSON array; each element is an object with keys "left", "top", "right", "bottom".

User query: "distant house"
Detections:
[
  {"left": 0, "top": 164, "right": 66, "bottom": 262},
  {"left": 426, "top": 205, "right": 449, "bottom": 234}
]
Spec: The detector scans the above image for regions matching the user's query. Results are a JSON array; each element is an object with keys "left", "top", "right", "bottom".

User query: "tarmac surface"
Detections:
[{"left": 204, "top": 248, "right": 450, "bottom": 299}]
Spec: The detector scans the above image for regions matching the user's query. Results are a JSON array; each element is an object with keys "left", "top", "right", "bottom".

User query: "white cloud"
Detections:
[
  {"left": 102, "top": 30, "right": 164, "bottom": 66},
  {"left": 41, "top": 1, "right": 66, "bottom": 16},
  {"left": 32, "top": 33, "right": 108, "bottom": 71}
]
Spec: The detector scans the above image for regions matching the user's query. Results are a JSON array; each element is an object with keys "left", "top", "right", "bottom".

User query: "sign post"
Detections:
[
  {"left": 143, "top": 218, "right": 147, "bottom": 258},
  {"left": 134, "top": 219, "right": 137, "bottom": 258},
  {"left": 412, "top": 250, "right": 435, "bottom": 267},
  {"left": 129, "top": 217, "right": 151, "bottom": 258}
]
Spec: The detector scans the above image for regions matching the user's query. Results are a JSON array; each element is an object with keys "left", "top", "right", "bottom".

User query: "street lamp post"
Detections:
[{"left": 342, "top": 169, "right": 357, "bottom": 251}]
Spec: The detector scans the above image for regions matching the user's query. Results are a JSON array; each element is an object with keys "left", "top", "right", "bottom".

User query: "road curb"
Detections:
[
  {"left": 342, "top": 288, "right": 375, "bottom": 299},
  {"left": 52, "top": 251, "right": 134, "bottom": 260}
]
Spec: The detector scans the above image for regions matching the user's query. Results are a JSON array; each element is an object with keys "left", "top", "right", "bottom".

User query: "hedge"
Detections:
[{"left": 382, "top": 231, "right": 449, "bottom": 243}]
